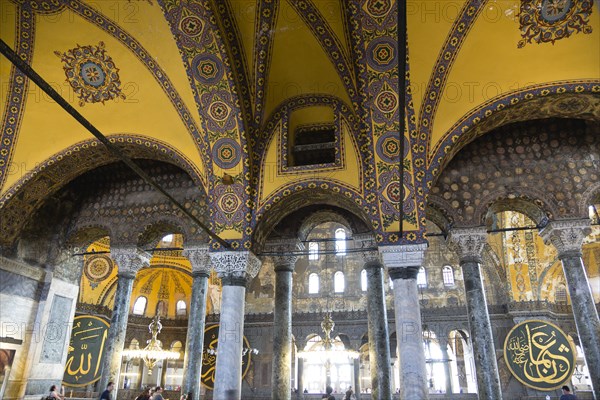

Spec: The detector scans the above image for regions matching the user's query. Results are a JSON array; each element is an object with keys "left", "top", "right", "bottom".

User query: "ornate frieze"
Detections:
[
  {"left": 110, "top": 246, "right": 151, "bottom": 277},
  {"left": 210, "top": 251, "right": 261, "bottom": 284},
  {"left": 447, "top": 227, "right": 488, "bottom": 263},
  {"left": 539, "top": 219, "right": 592, "bottom": 258},
  {"left": 354, "top": 234, "right": 380, "bottom": 266},
  {"left": 379, "top": 243, "right": 427, "bottom": 270},
  {"left": 183, "top": 245, "right": 211, "bottom": 277}
]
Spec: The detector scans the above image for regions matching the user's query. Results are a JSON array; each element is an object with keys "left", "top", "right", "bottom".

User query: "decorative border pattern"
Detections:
[
  {"left": 0, "top": 4, "right": 35, "bottom": 192},
  {"left": 427, "top": 81, "right": 600, "bottom": 181}
]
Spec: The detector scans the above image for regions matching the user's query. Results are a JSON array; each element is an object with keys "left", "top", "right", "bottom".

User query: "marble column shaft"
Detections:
[
  {"left": 98, "top": 271, "right": 135, "bottom": 392},
  {"left": 448, "top": 228, "right": 502, "bottom": 400},
  {"left": 365, "top": 261, "right": 392, "bottom": 400},
  {"left": 353, "top": 358, "right": 361, "bottom": 400},
  {"left": 381, "top": 244, "right": 429, "bottom": 400},
  {"left": 439, "top": 337, "right": 453, "bottom": 394},
  {"left": 272, "top": 264, "right": 294, "bottom": 400},
  {"left": 210, "top": 251, "right": 261, "bottom": 400},
  {"left": 297, "top": 357, "right": 304, "bottom": 400},
  {"left": 181, "top": 246, "right": 211, "bottom": 400},
  {"left": 541, "top": 220, "right": 600, "bottom": 400}
]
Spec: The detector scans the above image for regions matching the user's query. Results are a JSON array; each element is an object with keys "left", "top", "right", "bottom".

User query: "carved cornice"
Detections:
[
  {"left": 182, "top": 245, "right": 211, "bottom": 277},
  {"left": 264, "top": 239, "right": 303, "bottom": 272},
  {"left": 110, "top": 246, "right": 151, "bottom": 277},
  {"left": 210, "top": 251, "right": 261, "bottom": 283},
  {"left": 539, "top": 219, "right": 592, "bottom": 258},
  {"left": 379, "top": 243, "right": 427, "bottom": 274},
  {"left": 446, "top": 227, "right": 488, "bottom": 264},
  {"left": 0, "top": 256, "right": 45, "bottom": 280}
]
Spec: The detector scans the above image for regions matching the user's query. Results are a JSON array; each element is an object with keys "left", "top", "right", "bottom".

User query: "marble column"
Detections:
[
  {"left": 357, "top": 236, "right": 392, "bottom": 400},
  {"left": 438, "top": 336, "right": 453, "bottom": 394},
  {"left": 448, "top": 227, "right": 502, "bottom": 400},
  {"left": 353, "top": 358, "right": 361, "bottom": 400},
  {"left": 297, "top": 358, "right": 304, "bottom": 400},
  {"left": 98, "top": 246, "right": 150, "bottom": 393},
  {"left": 266, "top": 240, "right": 301, "bottom": 400},
  {"left": 540, "top": 219, "right": 600, "bottom": 400},
  {"left": 210, "top": 251, "right": 261, "bottom": 400},
  {"left": 181, "top": 245, "right": 211, "bottom": 400},
  {"left": 380, "top": 244, "right": 429, "bottom": 400}
]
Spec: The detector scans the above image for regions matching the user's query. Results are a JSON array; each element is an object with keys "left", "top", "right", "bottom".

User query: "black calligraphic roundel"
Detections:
[
  {"left": 63, "top": 315, "right": 110, "bottom": 387},
  {"left": 201, "top": 324, "right": 252, "bottom": 390},
  {"left": 503, "top": 319, "right": 576, "bottom": 391}
]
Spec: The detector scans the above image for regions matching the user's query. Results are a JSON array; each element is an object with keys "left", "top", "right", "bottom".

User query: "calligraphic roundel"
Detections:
[
  {"left": 63, "top": 315, "right": 110, "bottom": 387},
  {"left": 201, "top": 324, "right": 252, "bottom": 389},
  {"left": 503, "top": 319, "right": 576, "bottom": 391}
]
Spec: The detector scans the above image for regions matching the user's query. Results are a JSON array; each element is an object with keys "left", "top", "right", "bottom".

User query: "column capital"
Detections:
[
  {"left": 183, "top": 245, "right": 211, "bottom": 277},
  {"left": 539, "top": 219, "right": 592, "bottom": 258},
  {"left": 210, "top": 250, "right": 261, "bottom": 285},
  {"left": 447, "top": 226, "right": 488, "bottom": 264},
  {"left": 110, "top": 245, "right": 151, "bottom": 276},
  {"left": 379, "top": 243, "right": 427, "bottom": 275},
  {"left": 264, "top": 239, "right": 303, "bottom": 272},
  {"left": 354, "top": 234, "right": 380, "bottom": 266}
]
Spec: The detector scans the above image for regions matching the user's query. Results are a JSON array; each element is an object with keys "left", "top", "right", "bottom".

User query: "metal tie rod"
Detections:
[{"left": 0, "top": 39, "right": 230, "bottom": 248}]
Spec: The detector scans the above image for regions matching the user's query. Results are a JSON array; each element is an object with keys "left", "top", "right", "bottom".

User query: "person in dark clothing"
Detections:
[
  {"left": 100, "top": 382, "right": 114, "bottom": 400},
  {"left": 135, "top": 389, "right": 151, "bottom": 400},
  {"left": 152, "top": 386, "right": 165, "bottom": 400},
  {"left": 344, "top": 386, "right": 353, "bottom": 400},
  {"left": 560, "top": 385, "right": 577, "bottom": 400}
]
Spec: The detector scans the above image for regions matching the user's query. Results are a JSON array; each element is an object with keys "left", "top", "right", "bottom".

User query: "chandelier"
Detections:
[
  {"left": 297, "top": 313, "right": 359, "bottom": 364},
  {"left": 122, "top": 314, "right": 180, "bottom": 374}
]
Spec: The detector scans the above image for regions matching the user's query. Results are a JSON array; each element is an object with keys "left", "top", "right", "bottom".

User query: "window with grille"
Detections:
[
  {"left": 132, "top": 296, "right": 147, "bottom": 315},
  {"left": 308, "top": 242, "right": 319, "bottom": 261},
  {"left": 308, "top": 273, "right": 320, "bottom": 294},
  {"left": 334, "top": 271, "right": 345, "bottom": 293},
  {"left": 417, "top": 267, "right": 427, "bottom": 288},
  {"left": 443, "top": 265, "right": 455, "bottom": 286}
]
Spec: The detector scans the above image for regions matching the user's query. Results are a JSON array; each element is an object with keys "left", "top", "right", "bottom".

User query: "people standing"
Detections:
[
  {"left": 99, "top": 382, "right": 114, "bottom": 400},
  {"left": 152, "top": 386, "right": 165, "bottom": 400},
  {"left": 344, "top": 386, "right": 353, "bottom": 400},
  {"left": 560, "top": 385, "right": 577, "bottom": 400}
]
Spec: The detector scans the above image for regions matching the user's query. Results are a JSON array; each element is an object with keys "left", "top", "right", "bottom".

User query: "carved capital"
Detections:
[
  {"left": 354, "top": 234, "right": 380, "bottom": 265},
  {"left": 264, "top": 239, "right": 303, "bottom": 272},
  {"left": 388, "top": 266, "right": 420, "bottom": 280},
  {"left": 210, "top": 251, "right": 261, "bottom": 284},
  {"left": 182, "top": 245, "right": 211, "bottom": 277},
  {"left": 447, "top": 227, "right": 488, "bottom": 264},
  {"left": 539, "top": 219, "right": 591, "bottom": 258},
  {"left": 110, "top": 246, "right": 151, "bottom": 277}
]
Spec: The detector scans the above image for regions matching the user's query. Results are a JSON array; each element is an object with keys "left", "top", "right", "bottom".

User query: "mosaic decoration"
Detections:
[
  {"left": 518, "top": 0, "right": 594, "bottom": 48},
  {"left": 55, "top": 42, "right": 126, "bottom": 106},
  {"left": 0, "top": 4, "right": 35, "bottom": 192},
  {"left": 211, "top": 178, "right": 246, "bottom": 234},
  {"left": 201, "top": 324, "right": 252, "bottom": 389},
  {"left": 63, "top": 315, "right": 109, "bottom": 387},
  {"left": 212, "top": 138, "right": 241, "bottom": 170},
  {"left": 83, "top": 255, "right": 114, "bottom": 284},
  {"left": 504, "top": 320, "right": 575, "bottom": 390},
  {"left": 64, "top": 0, "right": 209, "bottom": 187}
]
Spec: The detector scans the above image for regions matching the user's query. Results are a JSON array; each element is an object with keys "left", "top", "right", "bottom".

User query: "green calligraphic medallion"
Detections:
[
  {"left": 504, "top": 319, "right": 576, "bottom": 390},
  {"left": 201, "top": 324, "right": 253, "bottom": 389},
  {"left": 63, "top": 315, "right": 109, "bottom": 387}
]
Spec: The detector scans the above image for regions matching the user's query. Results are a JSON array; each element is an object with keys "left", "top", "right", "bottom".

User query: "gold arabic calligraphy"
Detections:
[
  {"left": 63, "top": 316, "right": 109, "bottom": 387},
  {"left": 504, "top": 320, "right": 575, "bottom": 390}
]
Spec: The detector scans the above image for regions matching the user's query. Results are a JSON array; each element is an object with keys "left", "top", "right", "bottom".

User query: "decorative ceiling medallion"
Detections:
[
  {"left": 363, "top": 0, "right": 393, "bottom": 19},
  {"left": 518, "top": 0, "right": 593, "bottom": 48},
  {"left": 212, "top": 138, "right": 241, "bottom": 169},
  {"left": 84, "top": 255, "right": 113, "bottom": 283},
  {"left": 178, "top": 7, "right": 204, "bottom": 38},
  {"left": 55, "top": 42, "right": 126, "bottom": 106}
]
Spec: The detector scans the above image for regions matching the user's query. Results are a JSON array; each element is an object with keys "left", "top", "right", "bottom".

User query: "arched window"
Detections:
[
  {"left": 308, "top": 273, "right": 320, "bottom": 294},
  {"left": 156, "top": 300, "right": 168, "bottom": 316},
  {"left": 556, "top": 285, "right": 567, "bottom": 303},
  {"left": 308, "top": 242, "right": 319, "bottom": 261},
  {"left": 176, "top": 300, "right": 187, "bottom": 316},
  {"left": 132, "top": 296, "right": 147, "bottom": 315},
  {"left": 443, "top": 265, "right": 455, "bottom": 286},
  {"left": 361, "top": 269, "right": 367, "bottom": 291},
  {"left": 335, "top": 228, "right": 346, "bottom": 255},
  {"left": 162, "top": 234, "right": 174, "bottom": 244},
  {"left": 334, "top": 271, "right": 345, "bottom": 293},
  {"left": 417, "top": 267, "right": 427, "bottom": 288}
]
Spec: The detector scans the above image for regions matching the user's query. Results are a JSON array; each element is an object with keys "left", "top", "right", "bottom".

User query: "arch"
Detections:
[
  {"left": 253, "top": 187, "right": 373, "bottom": 251},
  {"left": 442, "top": 265, "right": 455, "bottom": 286},
  {"left": 176, "top": 300, "right": 187, "bottom": 316},
  {"left": 308, "top": 273, "right": 320, "bottom": 294},
  {"left": 135, "top": 215, "right": 206, "bottom": 249},
  {"left": 483, "top": 197, "right": 551, "bottom": 228},
  {"left": 580, "top": 182, "right": 600, "bottom": 217},
  {"left": 132, "top": 296, "right": 147, "bottom": 315},
  {"left": 0, "top": 135, "right": 205, "bottom": 249},
  {"left": 360, "top": 269, "right": 367, "bottom": 291},
  {"left": 334, "top": 228, "right": 347, "bottom": 255},
  {"left": 428, "top": 86, "right": 598, "bottom": 176},
  {"left": 334, "top": 271, "right": 345, "bottom": 293}
]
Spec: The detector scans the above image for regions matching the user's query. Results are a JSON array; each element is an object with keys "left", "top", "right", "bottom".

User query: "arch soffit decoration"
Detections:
[
  {"left": 0, "top": 135, "right": 205, "bottom": 249},
  {"left": 428, "top": 87, "right": 600, "bottom": 179}
]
